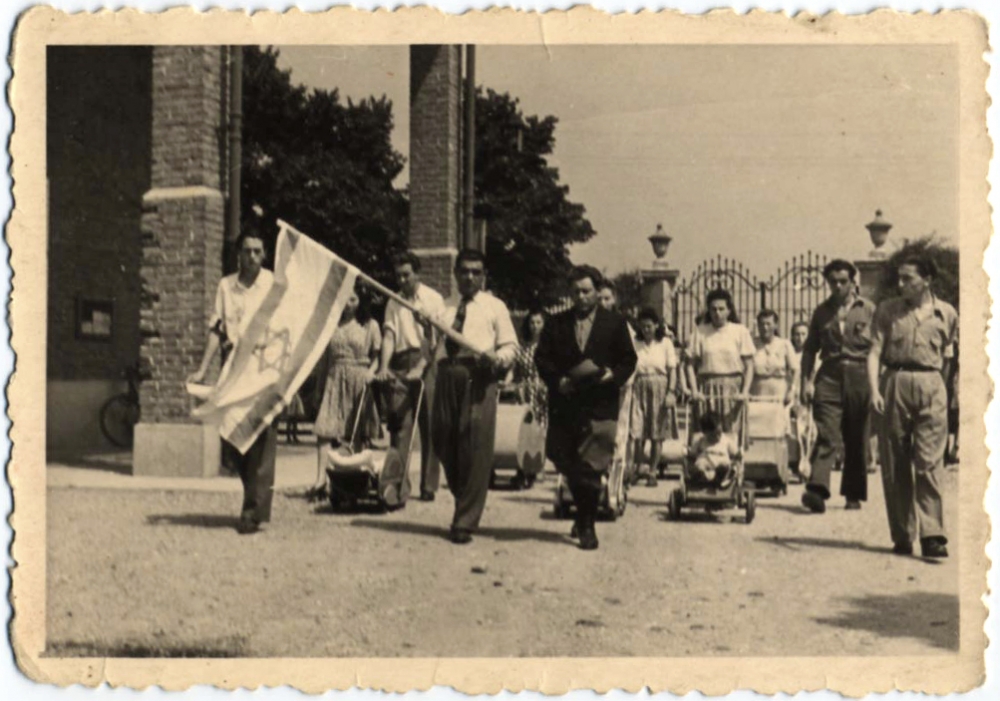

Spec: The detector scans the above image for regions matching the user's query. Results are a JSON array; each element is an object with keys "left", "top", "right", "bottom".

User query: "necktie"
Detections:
[{"left": 446, "top": 298, "right": 470, "bottom": 358}]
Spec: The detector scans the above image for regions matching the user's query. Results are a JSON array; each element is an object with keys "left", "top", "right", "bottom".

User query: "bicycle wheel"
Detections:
[{"left": 100, "top": 394, "right": 139, "bottom": 448}]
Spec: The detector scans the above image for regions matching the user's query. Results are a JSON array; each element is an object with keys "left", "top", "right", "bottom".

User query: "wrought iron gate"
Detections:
[{"left": 672, "top": 251, "right": 829, "bottom": 344}]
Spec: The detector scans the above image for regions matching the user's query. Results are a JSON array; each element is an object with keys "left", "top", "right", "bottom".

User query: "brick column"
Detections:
[
  {"left": 133, "top": 46, "right": 227, "bottom": 477},
  {"left": 409, "top": 45, "right": 462, "bottom": 297}
]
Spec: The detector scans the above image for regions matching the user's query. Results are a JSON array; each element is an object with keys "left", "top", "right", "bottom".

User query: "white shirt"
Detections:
[
  {"left": 210, "top": 269, "right": 275, "bottom": 345},
  {"left": 687, "top": 322, "right": 755, "bottom": 377},
  {"left": 383, "top": 283, "right": 446, "bottom": 354},
  {"left": 635, "top": 338, "right": 678, "bottom": 376},
  {"left": 434, "top": 290, "right": 518, "bottom": 366}
]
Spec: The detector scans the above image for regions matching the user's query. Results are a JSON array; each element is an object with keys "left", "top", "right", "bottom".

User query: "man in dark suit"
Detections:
[{"left": 535, "top": 266, "right": 637, "bottom": 550}]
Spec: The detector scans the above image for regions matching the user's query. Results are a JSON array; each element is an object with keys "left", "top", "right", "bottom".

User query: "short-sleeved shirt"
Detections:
[
  {"left": 382, "top": 282, "right": 446, "bottom": 354},
  {"left": 752, "top": 336, "right": 798, "bottom": 379},
  {"left": 634, "top": 338, "right": 678, "bottom": 376},
  {"left": 210, "top": 269, "right": 275, "bottom": 346},
  {"left": 687, "top": 322, "right": 755, "bottom": 377},
  {"left": 871, "top": 295, "right": 958, "bottom": 371},
  {"left": 435, "top": 290, "right": 518, "bottom": 366},
  {"left": 801, "top": 296, "right": 876, "bottom": 374},
  {"left": 691, "top": 433, "right": 740, "bottom": 469}
]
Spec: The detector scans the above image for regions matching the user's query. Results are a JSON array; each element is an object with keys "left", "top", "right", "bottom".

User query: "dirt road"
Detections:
[{"left": 46, "top": 461, "right": 958, "bottom": 657}]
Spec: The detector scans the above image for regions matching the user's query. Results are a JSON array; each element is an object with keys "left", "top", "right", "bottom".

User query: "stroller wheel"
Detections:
[{"left": 668, "top": 488, "right": 682, "bottom": 520}]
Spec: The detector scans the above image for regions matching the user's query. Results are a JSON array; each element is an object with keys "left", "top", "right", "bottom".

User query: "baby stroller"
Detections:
[
  {"left": 655, "top": 400, "right": 690, "bottom": 479},
  {"left": 552, "top": 379, "right": 632, "bottom": 521},
  {"left": 743, "top": 396, "right": 792, "bottom": 497},
  {"left": 491, "top": 383, "right": 547, "bottom": 490},
  {"left": 325, "top": 380, "right": 420, "bottom": 513},
  {"left": 667, "top": 393, "right": 755, "bottom": 524}
]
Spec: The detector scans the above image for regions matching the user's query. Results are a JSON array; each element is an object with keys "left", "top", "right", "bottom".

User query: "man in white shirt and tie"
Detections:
[
  {"left": 188, "top": 232, "right": 277, "bottom": 535},
  {"left": 376, "top": 251, "right": 446, "bottom": 502},
  {"left": 432, "top": 249, "right": 518, "bottom": 544}
]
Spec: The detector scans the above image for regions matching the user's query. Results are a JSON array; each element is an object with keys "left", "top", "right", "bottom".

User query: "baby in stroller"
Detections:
[{"left": 687, "top": 411, "right": 742, "bottom": 488}]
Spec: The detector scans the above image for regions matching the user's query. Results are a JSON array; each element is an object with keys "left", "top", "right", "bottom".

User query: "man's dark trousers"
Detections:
[
  {"left": 385, "top": 349, "right": 440, "bottom": 494},
  {"left": 806, "top": 360, "right": 870, "bottom": 502},
  {"left": 432, "top": 359, "right": 498, "bottom": 532},
  {"left": 231, "top": 425, "right": 277, "bottom": 524}
]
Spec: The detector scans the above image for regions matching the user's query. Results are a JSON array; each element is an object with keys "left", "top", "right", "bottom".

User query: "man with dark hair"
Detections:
[
  {"left": 535, "top": 265, "right": 637, "bottom": 550},
  {"left": 868, "top": 255, "right": 957, "bottom": 558},
  {"left": 188, "top": 232, "right": 276, "bottom": 535},
  {"left": 597, "top": 280, "right": 617, "bottom": 312},
  {"left": 800, "top": 258, "right": 876, "bottom": 514},
  {"left": 376, "top": 250, "right": 446, "bottom": 501},
  {"left": 432, "top": 249, "right": 517, "bottom": 544}
]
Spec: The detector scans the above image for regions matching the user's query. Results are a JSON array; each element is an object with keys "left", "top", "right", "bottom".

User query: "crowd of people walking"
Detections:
[{"left": 192, "top": 232, "right": 959, "bottom": 559}]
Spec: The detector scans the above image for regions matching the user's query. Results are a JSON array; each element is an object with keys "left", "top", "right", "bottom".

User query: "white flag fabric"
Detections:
[{"left": 193, "top": 222, "right": 358, "bottom": 454}]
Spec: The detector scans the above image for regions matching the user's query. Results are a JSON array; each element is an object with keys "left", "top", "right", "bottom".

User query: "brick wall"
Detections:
[
  {"left": 409, "top": 45, "right": 461, "bottom": 298},
  {"left": 46, "top": 46, "right": 152, "bottom": 381},
  {"left": 139, "top": 46, "right": 227, "bottom": 423}
]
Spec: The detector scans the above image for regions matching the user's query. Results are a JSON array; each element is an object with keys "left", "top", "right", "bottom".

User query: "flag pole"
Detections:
[{"left": 276, "top": 220, "right": 484, "bottom": 356}]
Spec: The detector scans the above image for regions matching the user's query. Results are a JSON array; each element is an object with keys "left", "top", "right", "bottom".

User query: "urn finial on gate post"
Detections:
[
  {"left": 640, "top": 223, "right": 679, "bottom": 334},
  {"left": 648, "top": 223, "right": 672, "bottom": 270},
  {"left": 865, "top": 209, "right": 893, "bottom": 259},
  {"left": 857, "top": 208, "right": 893, "bottom": 301}
]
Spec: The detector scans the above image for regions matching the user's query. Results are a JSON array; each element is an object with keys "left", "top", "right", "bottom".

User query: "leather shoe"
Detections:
[
  {"left": 420, "top": 490, "right": 436, "bottom": 502},
  {"left": 892, "top": 541, "right": 914, "bottom": 556},
  {"left": 578, "top": 527, "right": 599, "bottom": 551},
  {"left": 921, "top": 537, "right": 948, "bottom": 559},
  {"left": 801, "top": 490, "right": 826, "bottom": 514},
  {"left": 570, "top": 521, "right": 581, "bottom": 539},
  {"left": 236, "top": 520, "right": 261, "bottom": 535},
  {"left": 845, "top": 499, "right": 861, "bottom": 510},
  {"left": 449, "top": 528, "right": 472, "bottom": 545}
]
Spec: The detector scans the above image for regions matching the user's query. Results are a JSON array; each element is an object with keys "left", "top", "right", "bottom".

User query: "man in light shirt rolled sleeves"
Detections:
[
  {"left": 375, "top": 251, "right": 446, "bottom": 502},
  {"left": 431, "top": 249, "right": 518, "bottom": 545},
  {"left": 188, "top": 232, "right": 276, "bottom": 535}
]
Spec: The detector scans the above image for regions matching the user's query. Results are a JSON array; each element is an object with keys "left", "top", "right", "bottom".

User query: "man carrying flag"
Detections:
[
  {"left": 189, "top": 232, "right": 277, "bottom": 534},
  {"left": 190, "top": 224, "right": 359, "bottom": 535}
]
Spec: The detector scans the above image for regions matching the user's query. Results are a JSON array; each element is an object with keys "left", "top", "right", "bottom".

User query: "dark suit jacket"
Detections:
[{"left": 535, "top": 306, "right": 637, "bottom": 424}]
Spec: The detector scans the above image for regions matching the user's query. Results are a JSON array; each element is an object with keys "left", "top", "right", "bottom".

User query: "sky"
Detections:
[{"left": 276, "top": 44, "right": 958, "bottom": 280}]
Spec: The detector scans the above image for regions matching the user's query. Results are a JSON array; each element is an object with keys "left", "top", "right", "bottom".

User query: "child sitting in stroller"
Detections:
[{"left": 688, "top": 411, "right": 742, "bottom": 488}]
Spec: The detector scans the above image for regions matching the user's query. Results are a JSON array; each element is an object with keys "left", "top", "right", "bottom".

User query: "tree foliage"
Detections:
[
  {"left": 474, "top": 88, "right": 596, "bottom": 308},
  {"left": 876, "top": 235, "right": 959, "bottom": 307},
  {"left": 241, "top": 46, "right": 408, "bottom": 290}
]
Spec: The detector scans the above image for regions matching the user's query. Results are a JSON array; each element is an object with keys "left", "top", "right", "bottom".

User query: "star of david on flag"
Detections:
[{"left": 192, "top": 224, "right": 358, "bottom": 454}]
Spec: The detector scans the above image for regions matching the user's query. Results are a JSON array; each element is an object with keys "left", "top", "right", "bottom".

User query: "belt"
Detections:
[
  {"left": 839, "top": 356, "right": 867, "bottom": 364},
  {"left": 886, "top": 363, "right": 939, "bottom": 373}
]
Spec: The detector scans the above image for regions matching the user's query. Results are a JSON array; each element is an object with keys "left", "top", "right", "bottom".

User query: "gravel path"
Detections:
[{"left": 46, "top": 466, "right": 958, "bottom": 657}]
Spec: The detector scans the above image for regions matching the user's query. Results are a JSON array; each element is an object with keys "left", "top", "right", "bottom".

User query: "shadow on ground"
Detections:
[
  {"left": 814, "top": 591, "right": 959, "bottom": 650},
  {"left": 146, "top": 513, "right": 241, "bottom": 529},
  {"left": 349, "top": 518, "right": 570, "bottom": 545},
  {"left": 755, "top": 535, "right": 898, "bottom": 555},
  {"left": 46, "top": 634, "right": 249, "bottom": 658},
  {"left": 48, "top": 451, "right": 133, "bottom": 475}
]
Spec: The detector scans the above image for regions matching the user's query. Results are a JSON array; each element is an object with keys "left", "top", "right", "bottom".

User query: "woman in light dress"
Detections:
[
  {"left": 308, "top": 287, "right": 382, "bottom": 496},
  {"left": 684, "top": 288, "right": 755, "bottom": 432},
  {"left": 511, "top": 309, "right": 549, "bottom": 429},
  {"left": 630, "top": 308, "right": 678, "bottom": 487},
  {"left": 750, "top": 309, "right": 799, "bottom": 405}
]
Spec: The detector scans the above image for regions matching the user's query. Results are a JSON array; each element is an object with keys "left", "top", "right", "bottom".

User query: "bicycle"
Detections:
[{"left": 99, "top": 364, "right": 143, "bottom": 448}]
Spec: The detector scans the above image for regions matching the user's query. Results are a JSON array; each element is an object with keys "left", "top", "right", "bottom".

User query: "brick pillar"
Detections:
[
  {"left": 133, "top": 46, "right": 227, "bottom": 477},
  {"left": 409, "top": 45, "right": 462, "bottom": 297}
]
